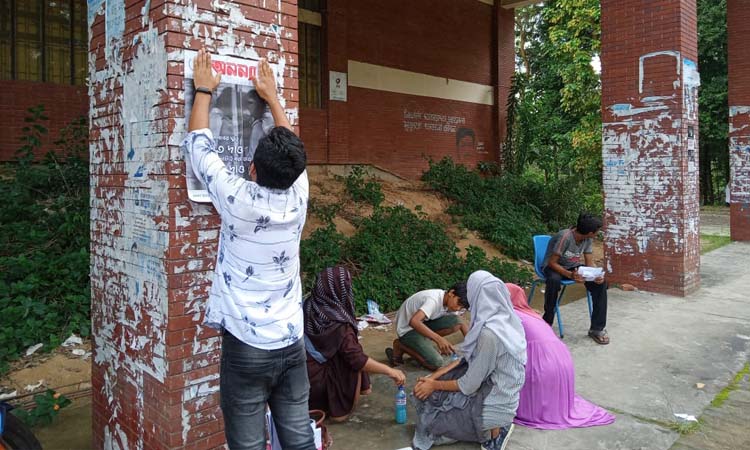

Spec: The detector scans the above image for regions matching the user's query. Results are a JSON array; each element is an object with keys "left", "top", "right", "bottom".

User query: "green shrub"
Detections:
[
  {"left": 422, "top": 157, "right": 545, "bottom": 259},
  {"left": 300, "top": 223, "right": 347, "bottom": 293},
  {"left": 301, "top": 205, "right": 532, "bottom": 314},
  {"left": 340, "top": 166, "right": 385, "bottom": 207},
  {"left": 308, "top": 198, "right": 342, "bottom": 223},
  {"left": 12, "top": 390, "right": 72, "bottom": 427},
  {"left": 422, "top": 157, "right": 603, "bottom": 258},
  {"left": 0, "top": 107, "right": 90, "bottom": 372}
]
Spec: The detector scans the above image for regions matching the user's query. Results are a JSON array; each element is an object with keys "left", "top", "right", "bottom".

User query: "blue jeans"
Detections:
[{"left": 220, "top": 331, "right": 316, "bottom": 450}]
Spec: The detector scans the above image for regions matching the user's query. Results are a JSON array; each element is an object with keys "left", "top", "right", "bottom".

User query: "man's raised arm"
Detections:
[
  {"left": 189, "top": 49, "right": 221, "bottom": 132},
  {"left": 252, "top": 58, "right": 293, "bottom": 132}
]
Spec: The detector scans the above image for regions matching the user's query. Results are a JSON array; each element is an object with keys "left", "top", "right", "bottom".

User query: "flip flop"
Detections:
[{"left": 588, "top": 330, "right": 610, "bottom": 345}]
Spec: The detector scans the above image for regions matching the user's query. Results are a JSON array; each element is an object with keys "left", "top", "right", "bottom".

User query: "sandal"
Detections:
[
  {"left": 588, "top": 330, "right": 610, "bottom": 345},
  {"left": 385, "top": 348, "right": 403, "bottom": 366}
]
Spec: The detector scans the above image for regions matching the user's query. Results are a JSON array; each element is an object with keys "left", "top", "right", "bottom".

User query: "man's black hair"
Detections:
[
  {"left": 450, "top": 281, "right": 469, "bottom": 309},
  {"left": 253, "top": 127, "right": 306, "bottom": 190},
  {"left": 576, "top": 212, "right": 603, "bottom": 234}
]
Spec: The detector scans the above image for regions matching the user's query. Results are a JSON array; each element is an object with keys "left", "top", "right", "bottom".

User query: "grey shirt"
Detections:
[
  {"left": 457, "top": 329, "right": 526, "bottom": 429},
  {"left": 542, "top": 228, "right": 593, "bottom": 271}
]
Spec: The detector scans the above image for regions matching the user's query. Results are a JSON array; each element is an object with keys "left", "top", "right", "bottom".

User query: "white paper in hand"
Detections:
[{"left": 578, "top": 266, "right": 604, "bottom": 281}]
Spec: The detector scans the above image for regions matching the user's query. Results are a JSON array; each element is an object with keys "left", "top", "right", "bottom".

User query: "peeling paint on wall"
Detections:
[
  {"left": 730, "top": 106, "right": 750, "bottom": 206},
  {"left": 603, "top": 52, "right": 700, "bottom": 290},
  {"left": 91, "top": 0, "right": 297, "bottom": 447}
]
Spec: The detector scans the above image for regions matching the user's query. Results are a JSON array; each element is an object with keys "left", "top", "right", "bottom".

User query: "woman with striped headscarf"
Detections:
[{"left": 304, "top": 266, "right": 406, "bottom": 422}]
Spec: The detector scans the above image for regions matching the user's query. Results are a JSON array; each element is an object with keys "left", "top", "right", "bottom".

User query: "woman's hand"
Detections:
[
  {"left": 389, "top": 368, "right": 406, "bottom": 386},
  {"left": 414, "top": 377, "right": 436, "bottom": 400},
  {"left": 193, "top": 49, "right": 221, "bottom": 91}
]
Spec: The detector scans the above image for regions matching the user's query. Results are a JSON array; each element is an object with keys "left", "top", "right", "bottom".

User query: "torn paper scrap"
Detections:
[{"left": 25, "top": 343, "right": 43, "bottom": 356}]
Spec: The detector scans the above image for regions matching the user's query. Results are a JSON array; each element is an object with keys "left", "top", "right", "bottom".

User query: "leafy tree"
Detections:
[
  {"left": 506, "top": 0, "right": 601, "bottom": 184},
  {"left": 697, "top": 0, "right": 728, "bottom": 204}
]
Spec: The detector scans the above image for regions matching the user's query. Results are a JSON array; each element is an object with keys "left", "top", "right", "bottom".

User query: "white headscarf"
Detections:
[{"left": 460, "top": 270, "right": 527, "bottom": 364}]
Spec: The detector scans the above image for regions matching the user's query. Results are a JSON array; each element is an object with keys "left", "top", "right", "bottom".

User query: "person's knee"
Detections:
[
  {"left": 545, "top": 271, "right": 562, "bottom": 287},
  {"left": 424, "top": 353, "right": 444, "bottom": 370}
]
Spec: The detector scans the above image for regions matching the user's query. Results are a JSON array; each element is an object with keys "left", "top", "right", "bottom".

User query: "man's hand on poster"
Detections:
[
  {"left": 252, "top": 58, "right": 278, "bottom": 105},
  {"left": 188, "top": 49, "right": 220, "bottom": 132},
  {"left": 252, "top": 58, "right": 292, "bottom": 131},
  {"left": 193, "top": 48, "right": 221, "bottom": 92}
]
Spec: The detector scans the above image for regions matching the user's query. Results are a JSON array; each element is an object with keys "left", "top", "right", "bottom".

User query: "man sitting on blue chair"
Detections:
[{"left": 542, "top": 213, "right": 609, "bottom": 345}]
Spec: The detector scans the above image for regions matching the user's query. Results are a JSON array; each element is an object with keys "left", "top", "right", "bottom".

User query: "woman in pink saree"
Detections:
[{"left": 506, "top": 283, "right": 615, "bottom": 429}]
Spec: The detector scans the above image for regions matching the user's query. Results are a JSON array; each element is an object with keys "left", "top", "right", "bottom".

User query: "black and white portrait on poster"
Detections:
[{"left": 184, "top": 50, "right": 276, "bottom": 203}]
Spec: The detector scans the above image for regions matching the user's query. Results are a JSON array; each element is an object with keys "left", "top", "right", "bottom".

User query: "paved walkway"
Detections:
[
  {"left": 670, "top": 367, "right": 750, "bottom": 450},
  {"left": 334, "top": 242, "right": 750, "bottom": 450}
]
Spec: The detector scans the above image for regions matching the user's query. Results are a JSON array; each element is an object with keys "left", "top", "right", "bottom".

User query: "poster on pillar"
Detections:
[{"left": 184, "top": 50, "right": 277, "bottom": 203}]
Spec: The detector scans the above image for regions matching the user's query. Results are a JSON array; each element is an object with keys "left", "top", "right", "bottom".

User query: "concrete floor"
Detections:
[
  {"left": 34, "top": 241, "right": 750, "bottom": 450},
  {"left": 331, "top": 242, "right": 750, "bottom": 450},
  {"left": 671, "top": 371, "right": 750, "bottom": 450}
]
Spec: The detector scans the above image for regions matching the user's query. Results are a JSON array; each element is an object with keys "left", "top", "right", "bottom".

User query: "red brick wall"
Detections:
[
  {"left": 90, "top": 0, "right": 298, "bottom": 448},
  {"left": 348, "top": 87, "right": 495, "bottom": 178},
  {"left": 346, "top": 0, "right": 494, "bottom": 86},
  {"left": 0, "top": 80, "right": 87, "bottom": 161},
  {"left": 601, "top": 0, "right": 700, "bottom": 296},
  {"left": 300, "top": 0, "right": 513, "bottom": 178},
  {"left": 299, "top": 107, "right": 328, "bottom": 163},
  {"left": 728, "top": 0, "right": 750, "bottom": 241}
]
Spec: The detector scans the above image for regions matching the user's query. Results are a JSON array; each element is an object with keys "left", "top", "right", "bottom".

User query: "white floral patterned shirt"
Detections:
[{"left": 182, "top": 129, "right": 308, "bottom": 350}]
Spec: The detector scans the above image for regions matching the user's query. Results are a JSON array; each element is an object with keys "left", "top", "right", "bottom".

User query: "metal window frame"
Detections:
[{"left": 7, "top": 0, "right": 82, "bottom": 85}]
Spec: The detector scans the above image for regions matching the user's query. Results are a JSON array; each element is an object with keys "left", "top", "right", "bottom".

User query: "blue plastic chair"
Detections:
[{"left": 527, "top": 235, "right": 592, "bottom": 339}]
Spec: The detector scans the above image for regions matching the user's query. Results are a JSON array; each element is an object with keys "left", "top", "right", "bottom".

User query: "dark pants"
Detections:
[
  {"left": 220, "top": 332, "right": 316, "bottom": 450},
  {"left": 543, "top": 268, "right": 608, "bottom": 332}
]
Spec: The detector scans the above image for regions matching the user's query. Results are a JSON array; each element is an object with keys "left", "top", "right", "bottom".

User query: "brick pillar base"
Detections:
[
  {"left": 728, "top": 0, "right": 750, "bottom": 241},
  {"left": 89, "top": 0, "right": 298, "bottom": 448},
  {"left": 600, "top": 0, "right": 700, "bottom": 296}
]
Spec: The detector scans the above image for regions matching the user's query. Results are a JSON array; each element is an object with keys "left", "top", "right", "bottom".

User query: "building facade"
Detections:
[{"left": 0, "top": 0, "right": 89, "bottom": 160}]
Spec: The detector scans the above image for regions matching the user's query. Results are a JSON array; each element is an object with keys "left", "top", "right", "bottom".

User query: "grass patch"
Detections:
[
  {"left": 700, "top": 234, "right": 731, "bottom": 254},
  {"left": 667, "top": 419, "right": 703, "bottom": 435},
  {"left": 710, "top": 363, "right": 750, "bottom": 408},
  {"left": 700, "top": 205, "right": 730, "bottom": 213},
  {"left": 605, "top": 406, "right": 703, "bottom": 435}
]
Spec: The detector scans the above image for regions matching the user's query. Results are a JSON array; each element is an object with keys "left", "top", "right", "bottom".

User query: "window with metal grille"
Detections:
[
  {"left": 0, "top": 0, "right": 88, "bottom": 85},
  {"left": 299, "top": 1, "right": 323, "bottom": 109}
]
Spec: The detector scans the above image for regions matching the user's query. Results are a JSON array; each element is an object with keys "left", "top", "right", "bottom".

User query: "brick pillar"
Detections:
[
  {"left": 326, "top": 0, "right": 350, "bottom": 163},
  {"left": 728, "top": 0, "right": 750, "bottom": 241},
  {"left": 495, "top": 5, "right": 515, "bottom": 168},
  {"left": 600, "top": 0, "right": 700, "bottom": 296},
  {"left": 89, "top": 1, "right": 298, "bottom": 449}
]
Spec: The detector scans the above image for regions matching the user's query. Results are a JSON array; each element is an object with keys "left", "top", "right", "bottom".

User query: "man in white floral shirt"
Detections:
[{"left": 182, "top": 49, "right": 314, "bottom": 450}]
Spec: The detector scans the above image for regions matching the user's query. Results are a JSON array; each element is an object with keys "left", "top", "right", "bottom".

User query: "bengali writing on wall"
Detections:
[{"left": 403, "top": 109, "right": 466, "bottom": 133}]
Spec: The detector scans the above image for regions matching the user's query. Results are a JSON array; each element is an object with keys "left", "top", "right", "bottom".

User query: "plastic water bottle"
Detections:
[{"left": 395, "top": 385, "right": 407, "bottom": 424}]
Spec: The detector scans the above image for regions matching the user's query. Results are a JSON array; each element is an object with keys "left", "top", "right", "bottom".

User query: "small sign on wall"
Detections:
[{"left": 329, "top": 71, "right": 347, "bottom": 102}]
